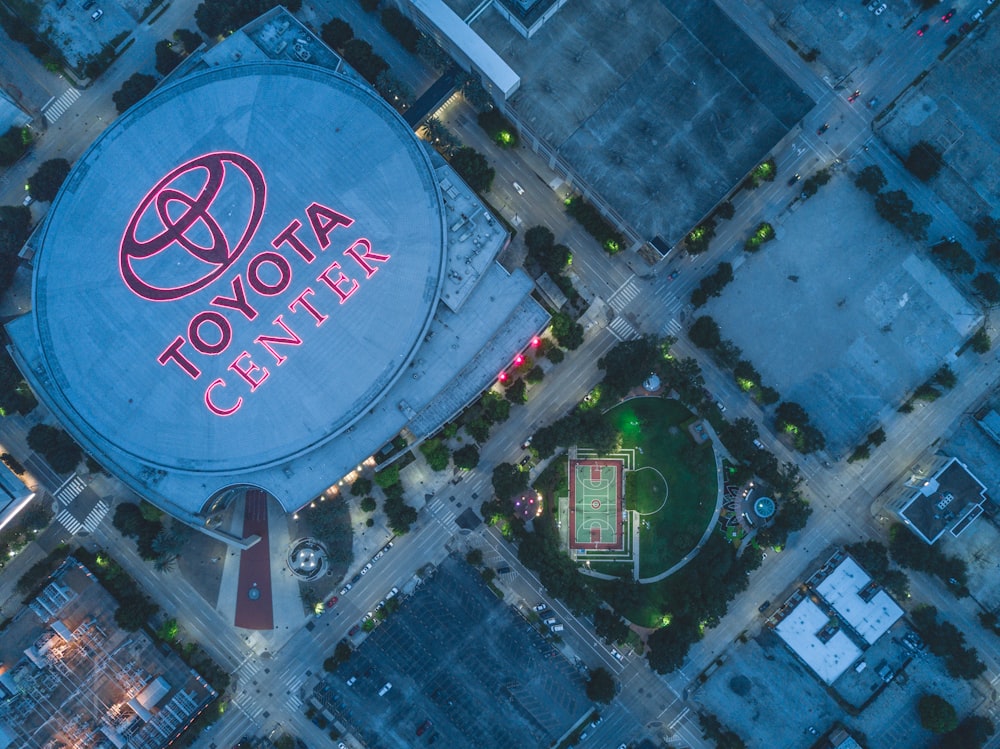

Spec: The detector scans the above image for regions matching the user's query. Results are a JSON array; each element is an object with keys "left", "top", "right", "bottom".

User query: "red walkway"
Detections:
[{"left": 234, "top": 490, "right": 274, "bottom": 630}]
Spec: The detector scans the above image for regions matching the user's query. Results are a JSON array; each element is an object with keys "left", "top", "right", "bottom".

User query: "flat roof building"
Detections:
[
  {"left": 813, "top": 555, "right": 903, "bottom": 645},
  {"left": 774, "top": 599, "right": 863, "bottom": 685},
  {"left": 897, "top": 457, "right": 989, "bottom": 544},
  {"left": 7, "top": 9, "right": 547, "bottom": 530}
]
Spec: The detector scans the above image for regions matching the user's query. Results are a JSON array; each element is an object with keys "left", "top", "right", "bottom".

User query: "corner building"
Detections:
[{"left": 8, "top": 12, "right": 548, "bottom": 533}]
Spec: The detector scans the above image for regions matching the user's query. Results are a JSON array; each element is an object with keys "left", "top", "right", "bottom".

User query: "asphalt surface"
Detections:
[{"left": 2, "top": 0, "right": 999, "bottom": 747}]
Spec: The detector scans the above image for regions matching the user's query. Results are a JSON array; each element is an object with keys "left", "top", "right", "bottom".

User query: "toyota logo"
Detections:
[{"left": 120, "top": 151, "right": 266, "bottom": 302}]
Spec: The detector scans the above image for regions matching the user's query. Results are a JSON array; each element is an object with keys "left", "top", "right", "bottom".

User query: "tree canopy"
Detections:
[
  {"left": 919, "top": 694, "right": 958, "bottom": 734},
  {"left": 27, "top": 424, "right": 81, "bottom": 474},
  {"left": 855, "top": 164, "right": 887, "bottom": 194},
  {"left": 598, "top": 336, "right": 660, "bottom": 399},
  {"left": 905, "top": 141, "right": 944, "bottom": 182},
  {"left": 688, "top": 316, "right": 721, "bottom": 349},
  {"left": 449, "top": 147, "right": 494, "bottom": 193},
  {"left": 320, "top": 17, "right": 353, "bottom": 49},
  {"left": 550, "top": 311, "right": 584, "bottom": 350},
  {"left": 585, "top": 667, "right": 616, "bottom": 703},
  {"left": 112, "top": 73, "right": 156, "bottom": 114},
  {"left": 194, "top": 0, "right": 300, "bottom": 37},
  {"left": 27, "top": 159, "right": 71, "bottom": 203}
]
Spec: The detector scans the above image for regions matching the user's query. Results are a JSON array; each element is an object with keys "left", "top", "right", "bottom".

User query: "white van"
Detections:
[
  {"left": 378, "top": 682, "right": 392, "bottom": 696},
  {"left": 550, "top": 624, "right": 564, "bottom": 632}
]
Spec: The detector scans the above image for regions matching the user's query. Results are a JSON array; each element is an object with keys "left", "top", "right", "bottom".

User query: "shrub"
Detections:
[
  {"left": 565, "top": 196, "right": 624, "bottom": 254},
  {"left": 320, "top": 18, "right": 353, "bottom": 49},
  {"left": 380, "top": 7, "right": 419, "bottom": 51},
  {"left": 449, "top": 147, "right": 494, "bottom": 192},
  {"left": 477, "top": 108, "right": 518, "bottom": 148}
]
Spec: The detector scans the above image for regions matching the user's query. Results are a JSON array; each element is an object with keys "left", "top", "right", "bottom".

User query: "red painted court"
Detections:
[{"left": 234, "top": 490, "right": 274, "bottom": 630}]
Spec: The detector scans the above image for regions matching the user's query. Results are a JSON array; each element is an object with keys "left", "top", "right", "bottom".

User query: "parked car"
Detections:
[
  {"left": 90, "top": 8, "right": 103, "bottom": 20},
  {"left": 758, "top": 600, "right": 771, "bottom": 613},
  {"left": 787, "top": 173, "right": 801, "bottom": 186},
  {"left": 325, "top": 596, "right": 339, "bottom": 608},
  {"left": 340, "top": 584, "right": 352, "bottom": 595},
  {"left": 752, "top": 439, "right": 765, "bottom": 450},
  {"left": 22, "top": 194, "right": 33, "bottom": 206},
  {"left": 610, "top": 648, "right": 624, "bottom": 662},
  {"left": 533, "top": 603, "right": 547, "bottom": 612},
  {"left": 348, "top": 624, "right": 361, "bottom": 636},
  {"left": 543, "top": 617, "right": 557, "bottom": 626}
]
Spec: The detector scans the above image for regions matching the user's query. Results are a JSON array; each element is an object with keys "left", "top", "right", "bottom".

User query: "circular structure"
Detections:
[
  {"left": 247, "top": 583, "right": 261, "bottom": 601},
  {"left": 287, "top": 538, "right": 327, "bottom": 581},
  {"left": 31, "top": 62, "right": 445, "bottom": 475},
  {"left": 754, "top": 496, "right": 776, "bottom": 519},
  {"left": 642, "top": 373, "right": 661, "bottom": 392}
]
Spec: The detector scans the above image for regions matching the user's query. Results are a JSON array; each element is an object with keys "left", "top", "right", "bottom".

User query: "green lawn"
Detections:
[{"left": 608, "top": 398, "right": 718, "bottom": 578}]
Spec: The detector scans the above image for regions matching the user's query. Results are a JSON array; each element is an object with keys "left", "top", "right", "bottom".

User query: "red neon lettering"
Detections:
[
  {"left": 228, "top": 351, "right": 270, "bottom": 390},
  {"left": 247, "top": 251, "right": 292, "bottom": 296},
  {"left": 343, "top": 238, "right": 390, "bottom": 278},
  {"left": 204, "top": 378, "right": 242, "bottom": 416},
  {"left": 289, "top": 287, "right": 329, "bottom": 326},
  {"left": 254, "top": 315, "right": 303, "bottom": 365},
  {"left": 272, "top": 219, "right": 316, "bottom": 263},
  {"left": 188, "top": 311, "right": 232, "bottom": 355},
  {"left": 317, "top": 261, "right": 359, "bottom": 304},
  {"left": 306, "top": 202, "right": 354, "bottom": 250},
  {"left": 210, "top": 275, "right": 258, "bottom": 321},
  {"left": 157, "top": 336, "right": 201, "bottom": 380}
]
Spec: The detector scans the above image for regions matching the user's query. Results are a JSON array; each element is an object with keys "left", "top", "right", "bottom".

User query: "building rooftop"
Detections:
[
  {"left": 814, "top": 556, "right": 903, "bottom": 645},
  {"left": 774, "top": 599, "right": 862, "bottom": 685},
  {"left": 0, "top": 558, "right": 216, "bottom": 749},
  {"left": 898, "top": 457, "right": 989, "bottom": 544}
]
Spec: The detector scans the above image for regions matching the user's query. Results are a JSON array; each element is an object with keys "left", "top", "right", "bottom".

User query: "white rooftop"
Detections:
[
  {"left": 774, "top": 600, "right": 861, "bottom": 685},
  {"left": 815, "top": 556, "right": 903, "bottom": 645}
]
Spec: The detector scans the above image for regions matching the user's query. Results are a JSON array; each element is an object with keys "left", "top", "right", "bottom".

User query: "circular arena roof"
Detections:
[
  {"left": 32, "top": 63, "right": 446, "bottom": 473},
  {"left": 754, "top": 496, "right": 776, "bottom": 519}
]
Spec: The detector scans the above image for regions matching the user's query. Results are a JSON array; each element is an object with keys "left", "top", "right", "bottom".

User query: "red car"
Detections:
[
  {"left": 417, "top": 719, "right": 432, "bottom": 736},
  {"left": 847, "top": 90, "right": 861, "bottom": 103},
  {"left": 917, "top": 24, "right": 929, "bottom": 36},
  {"left": 325, "top": 596, "right": 339, "bottom": 608},
  {"left": 942, "top": 8, "right": 956, "bottom": 21},
  {"left": 348, "top": 624, "right": 361, "bottom": 636}
]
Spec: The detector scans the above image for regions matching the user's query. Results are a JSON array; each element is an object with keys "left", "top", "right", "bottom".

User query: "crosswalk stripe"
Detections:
[
  {"left": 608, "top": 278, "right": 639, "bottom": 313},
  {"left": 43, "top": 87, "right": 81, "bottom": 124},
  {"left": 81, "top": 501, "right": 109, "bottom": 533},
  {"left": 55, "top": 474, "right": 87, "bottom": 506},
  {"left": 608, "top": 316, "right": 638, "bottom": 341},
  {"left": 56, "top": 509, "right": 83, "bottom": 534}
]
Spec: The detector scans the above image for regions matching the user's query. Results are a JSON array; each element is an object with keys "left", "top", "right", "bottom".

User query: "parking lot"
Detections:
[
  {"left": 704, "top": 172, "right": 978, "bottom": 455},
  {"left": 35, "top": 0, "right": 146, "bottom": 70},
  {"left": 877, "top": 14, "right": 1000, "bottom": 227},
  {"left": 319, "top": 554, "right": 590, "bottom": 749},
  {"left": 696, "top": 621, "right": 983, "bottom": 749}
]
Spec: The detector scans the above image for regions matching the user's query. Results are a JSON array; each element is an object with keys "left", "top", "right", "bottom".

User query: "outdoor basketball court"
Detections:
[{"left": 568, "top": 458, "right": 624, "bottom": 550}]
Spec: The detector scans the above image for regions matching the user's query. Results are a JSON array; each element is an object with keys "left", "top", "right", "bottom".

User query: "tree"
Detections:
[
  {"left": 845, "top": 540, "right": 890, "bottom": 578},
  {"left": 449, "top": 147, "right": 494, "bottom": 192},
  {"left": 686, "top": 220, "right": 716, "bottom": 255},
  {"left": 375, "top": 70, "right": 413, "bottom": 109},
  {"left": 585, "top": 667, "right": 616, "bottom": 704},
  {"left": 875, "top": 190, "right": 931, "bottom": 241},
  {"left": 113, "top": 73, "right": 156, "bottom": 114},
  {"left": 937, "top": 716, "right": 995, "bottom": 749},
  {"left": 550, "top": 311, "right": 584, "bottom": 350},
  {"left": 380, "top": 7, "right": 420, "bottom": 50},
  {"left": 688, "top": 316, "right": 721, "bottom": 349},
  {"left": 920, "top": 694, "right": 959, "bottom": 734},
  {"left": 971, "top": 328, "right": 991, "bottom": 354},
  {"left": 173, "top": 28, "right": 203, "bottom": 53},
  {"left": 868, "top": 427, "right": 887, "bottom": 446},
  {"left": 350, "top": 477, "right": 372, "bottom": 497},
  {"left": 360, "top": 496, "right": 377, "bottom": 512},
  {"left": 320, "top": 18, "right": 353, "bottom": 49},
  {"left": 114, "top": 595, "right": 159, "bottom": 631},
  {"left": 27, "top": 424, "right": 82, "bottom": 474},
  {"left": 973, "top": 273, "right": 1000, "bottom": 303},
  {"left": 715, "top": 201, "right": 735, "bottom": 220},
  {"left": 775, "top": 401, "right": 809, "bottom": 432},
  {"left": 647, "top": 613, "right": 700, "bottom": 673},
  {"left": 492, "top": 462, "right": 527, "bottom": 502},
  {"left": 931, "top": 240, "right": 975, "bottom": 274},
  {"left": 374, "top": 464, "right": 399, "bottom": 488},
  {"left": 933, "top": 364, "right": 957, "bottom": 390},
  {"left": 419, "top": 438, "right": 450, "bottom": 471},
  {"left": 416, "top": 36, "right": 451, "bottom": 72},
  {"left": 194, "top": 0, "right": 300, "bottom": 37},
  {"left": 598, "top": 337, "right": 659, "bottom": 399},
  {"left": 453, "top": 444, "right": 480, "bottom": 470},
  {"left": 341, "top": 39, "right": 388, "bottom": 83},
  {"left": 0, "top": 126, "right": 31, "bottom": 167},
  {"left": 504, "top": 378, "right": 527, "bottom": 404},
  {"left": 548, "top": 346, "right": 566, "bottom": 365},
  {"left": 27, "top": 159, "right": 71, "bottom": 203},
  {"left": 906, "top": 141, "right": 944, "bottom": 182},
  {"left": 525, "top": 365, "right": 544, "bottom": 384},
  {"left": 154, "top": 40, "right": 181, "bottom": 75},
  {"left": 855, "top": 165, "right": 887, "bottom": 194},
  {"left": 594, "top": 607, "right": 630, "bottom": 644}
]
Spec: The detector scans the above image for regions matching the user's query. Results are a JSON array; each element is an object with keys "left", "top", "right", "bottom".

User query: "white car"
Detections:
[
  {"left": 360, "top": 562, "right": 373, "bottom": 575},
  {"left": 533, "top": 603, "right": 547, "bottom": 612},
  {"left": 610, "top": 648, "right": 624, "bottom": 662},
  {"left": 22, "top": 194, "right": 33, "bottom": 206},
  {"left": 513, "top": 181, "right": 525, "bottom": 195},
  {"left": 874, "top": 3, "right": 886, "bottom": 15},
  {"left": 91, "top": 8, "right": 103, "bottom": 20}
]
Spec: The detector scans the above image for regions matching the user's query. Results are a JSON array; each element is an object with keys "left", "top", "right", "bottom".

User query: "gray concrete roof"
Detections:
[{"left": 27, "top": 62, "right": 446, "bottom": 475}]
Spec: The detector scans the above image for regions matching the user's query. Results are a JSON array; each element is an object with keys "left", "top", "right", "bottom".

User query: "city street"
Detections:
[{"left": 1, "top": 0, "right": 999, "bottom": 746}]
